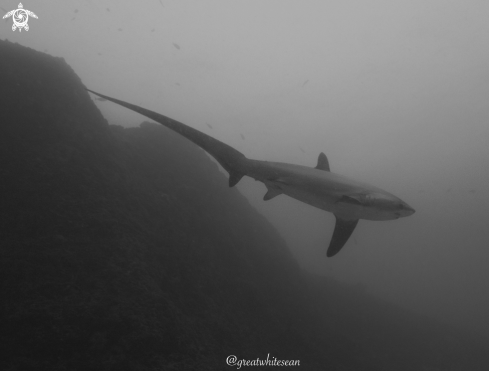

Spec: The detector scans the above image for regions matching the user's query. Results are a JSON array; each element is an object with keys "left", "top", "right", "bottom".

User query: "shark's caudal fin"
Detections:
[{"left": 86, "top": 89, "right": 247, "bottom": 187}]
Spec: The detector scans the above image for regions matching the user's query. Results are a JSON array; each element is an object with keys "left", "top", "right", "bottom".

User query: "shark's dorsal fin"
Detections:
[
  {"left": 315, "top": 152, "right": 330, "bottom": 171},
  {"left": 263, "top": 184, "right": 283, "bottom": 201},
  {"left": 327, "top": 216, "right": 359, "bottom": 257}
]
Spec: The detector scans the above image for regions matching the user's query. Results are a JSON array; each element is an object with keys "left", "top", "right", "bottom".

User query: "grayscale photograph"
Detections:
[{"left": 1, "top": 1, "right": 488, "bottom": 370}]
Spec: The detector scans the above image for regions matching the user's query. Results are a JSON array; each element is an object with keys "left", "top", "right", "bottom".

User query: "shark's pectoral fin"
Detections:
[
  {"left": 327, "top": 216, "right": 359, "bottom": 257},
  {"left": 315, "top": 152, "right": 330, "bottom": 171},
  {"left": 228, "top": 171, "right": 244, "bottom": 187},
  {"left": 263, "top": 184, "right": 283, "bottom": 201}
]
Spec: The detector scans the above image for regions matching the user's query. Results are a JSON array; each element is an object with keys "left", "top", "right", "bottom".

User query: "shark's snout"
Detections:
[{"left": 400, "top": 202, "right": 415, "bottom": 217}]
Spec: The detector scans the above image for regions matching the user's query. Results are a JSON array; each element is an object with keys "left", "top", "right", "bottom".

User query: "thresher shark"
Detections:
[{"left": 87, "top": 89, "right": 415, "bottom": 257}]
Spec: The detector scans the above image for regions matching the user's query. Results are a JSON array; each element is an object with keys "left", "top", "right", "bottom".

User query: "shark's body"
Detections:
[{"left": 86, "top": 88, "right": 415, "bottom": 257}]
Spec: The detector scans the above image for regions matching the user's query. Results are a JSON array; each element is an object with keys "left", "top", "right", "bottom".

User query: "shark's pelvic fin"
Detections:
[
  {"left": 327, "top": 216, "right": 359, "bottom": 257},
  {"left": 315, "top": 152, "right": 330, "bottom": 171},
  {"left": 263, "top": 184, "right": 283, "bottom": 201}
]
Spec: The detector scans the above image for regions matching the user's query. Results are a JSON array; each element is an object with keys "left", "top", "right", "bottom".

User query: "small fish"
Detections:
[
  {"left": 205, "top": 123, "right": 213, "bottom": 129},
  {"left": 302, "top": 79, "right": 309, "bottom": 87},
  {"left": 118, "top": 28, "right": 122, "bottom": 31},
  {"left": 469, "top": 189, "right": 476, "bottom": 194},
  {"left": 240, "top": 134, "right": 245, "bottom": 140},
  {"left": 299, "top": 146, "right": 305, "bottom": 153},
  {"left": 97, "top": 52, "right": 102, "bottom": 56},
  {"left": 175, "top": 82, "right": 180, "bottom": 86},
  {"left": 74, "top": 9, "right": 78, "bottom": 13},
  {"left": 158, "top": 0, "right": 164, "bottom": 7},
  {"left": 172, "top": 42, "right": 180, "bottom": 50},
  {"left": 95, "top": 97, "right": 107, "bottom": 102},
  {"left": 106, "top": 8, "right": 110, "bottom": 12},
  {"left": 151, "top": 28, "right": 155, "bottom": 32}
]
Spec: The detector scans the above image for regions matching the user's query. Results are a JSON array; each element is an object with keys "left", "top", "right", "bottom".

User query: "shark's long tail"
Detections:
[{"left": 86, "top": 88, "right": 247, "bottom": 187}]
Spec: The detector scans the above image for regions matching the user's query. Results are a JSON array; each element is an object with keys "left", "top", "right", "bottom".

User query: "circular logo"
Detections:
[
  {"left": 2, "top": 3, "right": 38, "bottom": 32},
  {"left": 12, "top": 8, "right": 28, "bottom": 29}
]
